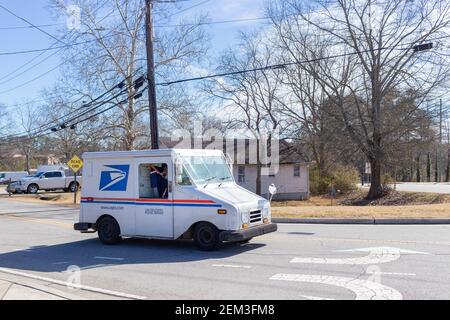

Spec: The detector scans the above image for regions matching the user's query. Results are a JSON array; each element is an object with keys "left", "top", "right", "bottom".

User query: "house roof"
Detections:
[{"left": 159, "top": 137, "right": 309, "bottom": 165}]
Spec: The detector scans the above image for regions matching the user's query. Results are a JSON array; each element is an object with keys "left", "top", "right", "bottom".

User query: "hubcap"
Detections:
[
  {"left": 101, "top": 223, "right": 113, "bottom": 239},
  {"left": 200, "top": 228, "right": 214, "bottom": 244}
]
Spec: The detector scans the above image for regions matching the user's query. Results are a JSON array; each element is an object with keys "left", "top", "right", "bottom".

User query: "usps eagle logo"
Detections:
[{"left": 99, "top": 165, "right": 130, "bottom": 191}]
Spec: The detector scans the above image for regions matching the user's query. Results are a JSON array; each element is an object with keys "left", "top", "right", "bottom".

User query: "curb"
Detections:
[{"left": 273, "top": 218, "right": 450, "bottom": 225}]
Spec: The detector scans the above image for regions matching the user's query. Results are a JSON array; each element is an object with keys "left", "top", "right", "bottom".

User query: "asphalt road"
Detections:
[
  {"left": 0, "top": 197, "right": 449, "bottom": 300},
  {"left": 361, "top": 182, "right": 450, "bottom": 194}
]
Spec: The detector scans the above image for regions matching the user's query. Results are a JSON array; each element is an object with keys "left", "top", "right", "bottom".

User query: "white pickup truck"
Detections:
[{"left": 10, "top": 170, "right": 82, "bottom": 194}]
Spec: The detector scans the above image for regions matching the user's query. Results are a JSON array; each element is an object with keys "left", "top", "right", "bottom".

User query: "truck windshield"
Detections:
[{"left": 181, "top": 155, "right": 233, "bottom": 185}]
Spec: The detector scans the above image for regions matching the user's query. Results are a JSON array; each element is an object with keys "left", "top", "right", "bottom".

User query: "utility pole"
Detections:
[
  {"left": 436, "top": 99, "right": 443, "bottom": 182},
  {"left": 145, "top": 0, "right": 159, "bottom": 150}
]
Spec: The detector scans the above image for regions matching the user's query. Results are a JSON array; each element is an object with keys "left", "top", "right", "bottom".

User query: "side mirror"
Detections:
[
  {"left": 268, "top": 184, "right": 277, "bottom": 202},
  {"left": 225, "top": 153, "right": 233, "bottom": 171},
  {"left": 175, "top": 160, "right": 184, "bottom": 185}
]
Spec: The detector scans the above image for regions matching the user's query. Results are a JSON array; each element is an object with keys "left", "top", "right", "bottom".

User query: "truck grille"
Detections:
[{"left": 250, "top": 210, "right": 262, "bottom": 224}]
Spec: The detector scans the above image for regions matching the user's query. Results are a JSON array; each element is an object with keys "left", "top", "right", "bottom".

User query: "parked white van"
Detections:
[
  {"left": 0, "top": 172, "right": 28, "bottom": 184},
  {"left": 74, "top": 149, "right": 277, "bottom": 250}
]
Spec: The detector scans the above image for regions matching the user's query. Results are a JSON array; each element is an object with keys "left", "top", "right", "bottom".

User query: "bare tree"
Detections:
[
  {"left": 205, "top": 32, "right": 285, "bottom": 195},
  {"left": 269, "top": 0, "right": 450, "bottom": 199},
  {"left": 50, "top": 0, "right": 209, "bottom": 150}
]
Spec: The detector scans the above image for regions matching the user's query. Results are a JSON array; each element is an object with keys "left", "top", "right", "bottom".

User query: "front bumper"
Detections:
[{"left": 220, "top": 223, "right": 277, "bottom": 242}]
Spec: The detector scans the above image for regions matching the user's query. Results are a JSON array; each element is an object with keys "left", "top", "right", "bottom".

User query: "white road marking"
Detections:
[
  {"left": 290, "top": 247, "right": 429, "bottom": 265},
  {"left": 366, "top": 271, "right": 416, "bottom": 276},
  {"left": 94, "top": 256, "right": 125, "bottom": 261},
  {"left": 0, "top": 267, "right": 147, "bottom": 300},
  {"left": 212, "top": 264, "right": 252, "bottom": 269},
  {"left": 300, "top": 295, "right": 335, "bottom": 300},
  {"left": 270, "top": 274, "right": 403, "bottom": 300}
]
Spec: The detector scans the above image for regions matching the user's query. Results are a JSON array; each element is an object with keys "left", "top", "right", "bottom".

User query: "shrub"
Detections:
[
  {"left": 330, "top": 165, "right": 359, "bottom": 193},
  {"left": 310, "top": 166, "right": 332, "bottom": 195},
  {"left": 310, "top": 165, "right": 359, "bottom": 195}
]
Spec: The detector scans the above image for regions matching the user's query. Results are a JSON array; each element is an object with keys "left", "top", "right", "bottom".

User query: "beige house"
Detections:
[
  {"left": 233, "top": 162, "right": 310, "bottom": 201},
  {"left": 161, "top": 137, "right": 311, "bottom": 201}
]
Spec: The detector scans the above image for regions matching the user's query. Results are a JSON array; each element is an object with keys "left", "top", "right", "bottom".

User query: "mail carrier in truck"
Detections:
[{"left": 74, "top": 149, "right": 277, "bottom": 250}]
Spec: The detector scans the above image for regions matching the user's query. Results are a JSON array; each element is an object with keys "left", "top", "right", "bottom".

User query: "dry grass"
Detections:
[
  {"left": 272, "top": 190, "right": 450, "bottom": 219},
  {"left": 272, "top": 203, "right": 450, "bottom": 219},
  {"left": 3, "top": 193, "right": 81, "bottom": 208}
]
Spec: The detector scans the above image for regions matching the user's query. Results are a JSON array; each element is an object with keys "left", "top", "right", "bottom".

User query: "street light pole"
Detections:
[{"left": 145, "top": 0, "right": 159, "bottom": 150}]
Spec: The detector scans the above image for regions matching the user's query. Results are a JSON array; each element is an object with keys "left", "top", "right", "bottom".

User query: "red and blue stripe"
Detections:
[{"left": 81, "top": 197, "right": 222, "bottom": 208}]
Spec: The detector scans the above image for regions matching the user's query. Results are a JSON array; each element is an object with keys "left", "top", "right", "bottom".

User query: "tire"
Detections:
[
  {"left": 97, "top": 216, "right": 122, "bottom": 245},
  {"left": 193, "top": 222, "right": 220, "bottom": 251},
  {"left": 27, "top": 184, "right": 39, "bottom": 194},
  {"left": 69, "top": 182, "right": 79, "bottom": 193}
]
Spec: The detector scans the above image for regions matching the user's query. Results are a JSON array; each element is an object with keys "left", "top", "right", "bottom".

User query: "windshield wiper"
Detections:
[
  {"left": 218, "top": 177, "right": 231, "bottom": 188},
  {"left": 203, "top": 176, "right": 217, "bottom": 188}
]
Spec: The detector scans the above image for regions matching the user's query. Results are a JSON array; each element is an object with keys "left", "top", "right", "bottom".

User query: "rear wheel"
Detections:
[
  {"left": 193, "top": 222, "right": 220, "bottom": 251},
  {"left": 97, "top": 216, "right": 122, "bottom": 245},
  {"left": 69, "top": 182, "right": 79, "bottom": 193},
  {"left": 27, "top": 184, "right": 39, "bottom": 194}
]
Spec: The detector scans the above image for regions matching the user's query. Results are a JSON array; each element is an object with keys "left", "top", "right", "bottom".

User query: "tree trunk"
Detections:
[
  {"left": 367, "top": 157, "right": 384, "bottom": 200},
  {"left": 446, "top": 149, "right": 450, "bottom": 183},
  {"left": 255, "top": 141, "right": 262, "bottom": 196},
  {"left": 416, "top": 153, "right": 421, "bottom": 182},
  {"left": 25, "top": 153, "right": 30, "bottom": 174},
  {"left": 427, "top": 153, "right": 431, "bottom": 182}
]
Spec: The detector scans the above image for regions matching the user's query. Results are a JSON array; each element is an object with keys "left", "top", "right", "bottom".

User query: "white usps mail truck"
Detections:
[{"left": 74, "top": 149, "right": 277, "bottom": 250}]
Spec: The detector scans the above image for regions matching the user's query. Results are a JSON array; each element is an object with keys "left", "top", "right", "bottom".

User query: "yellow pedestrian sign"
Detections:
[{"left": 68, "top": 155, "right": 83, "bottom": 173}]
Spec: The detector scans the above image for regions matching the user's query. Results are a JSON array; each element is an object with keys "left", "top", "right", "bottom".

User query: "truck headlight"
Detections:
[
  {"left": 262, "top": 203, "right": 271, "bottom": 218},
  {"left": 241, "top": 211, "right": 250, "bottom": 224}
]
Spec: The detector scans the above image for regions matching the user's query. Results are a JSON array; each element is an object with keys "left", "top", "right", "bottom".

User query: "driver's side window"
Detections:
[{"left": 139, "top": 163, "right": 169, "bottom": 199}]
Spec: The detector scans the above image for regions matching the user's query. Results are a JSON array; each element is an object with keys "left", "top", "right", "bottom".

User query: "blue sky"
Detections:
[{"left": 0, "top": 0, "right": 268, "bottom": 109}]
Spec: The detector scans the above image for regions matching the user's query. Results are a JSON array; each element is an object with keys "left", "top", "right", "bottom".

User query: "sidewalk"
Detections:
[
  {"left": 0, "top": 275, "right": 85, "bottom": 300},
  {"left": 0, "top": 279, "right": 63, "bottom": 300}
]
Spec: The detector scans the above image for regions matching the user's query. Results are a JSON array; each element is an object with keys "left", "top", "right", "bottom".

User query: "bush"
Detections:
[
  {"left": 310, "top": 165, "right": 359, "bottom": 196},
  {"left": 310, "top": 166, "right": 332, "bottom": 195},
  {"left": 330, "top": 165, "right": 359, "bottom": 193}
]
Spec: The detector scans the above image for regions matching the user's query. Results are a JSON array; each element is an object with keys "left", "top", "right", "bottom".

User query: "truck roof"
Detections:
[{"left": 82, "top": 148, "right": 224, "bottom": 160}]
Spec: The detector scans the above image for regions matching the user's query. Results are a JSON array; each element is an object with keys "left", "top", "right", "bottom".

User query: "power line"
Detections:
[
  {"left": 155, "top": 16, "right": 270, "bottom": 28},
  {"left": 156, "top": 34, "right": 450, "bottom": 86},
  {"left": 0, "top": 4, "right": 67, "bottom": 45},
  {"left": 164, "top": 0, "right": 212, "bottom": 18},
  {"left": 1, "top": 71, "right": 145, "bottom": 140},
  {"left": 0, "top": 23, "right": 60, "bottom": 30},
  {"left": 0, "top": 85, "right": 148, "bottom": 144},
  {"left": 0, "top": 61, "right": 65, "bottom": 95},
  {"left": 0, "top": 35, "right": 117, "bottom": 56}
]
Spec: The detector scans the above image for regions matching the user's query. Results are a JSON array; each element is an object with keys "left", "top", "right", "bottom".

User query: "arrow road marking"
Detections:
[
  {"left": 290, "top": 247, "right": 429, "bottom": 265},
  {"left": 212, "top": 264, "right": 252, "bottom": 269},
  {"left": 270, "top": 274, "right": 403, "bottom": 300}
]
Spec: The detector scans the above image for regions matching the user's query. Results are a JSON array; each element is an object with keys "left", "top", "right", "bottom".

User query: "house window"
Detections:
[
  {"left": 294, "top": 165, "right": 301, "bottom": 177},
  {"left": 238, "top": 166, "right": 246, "bottom": 183}
]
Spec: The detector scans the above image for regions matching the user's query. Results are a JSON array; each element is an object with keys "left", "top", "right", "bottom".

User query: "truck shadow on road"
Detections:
[{"left": 0, "top": 238, "right": 265, "bottom": 273}]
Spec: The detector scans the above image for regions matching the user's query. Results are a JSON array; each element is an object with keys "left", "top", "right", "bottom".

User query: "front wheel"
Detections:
[
  {"left": 97, "top": 216, "right": 122, "bottom": 245},
  {"left": 193, "top": 222, "right": 220, "bottom": 251},
  {"left": 27, "top": 184, "right": 39, "bottom": 194}
]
